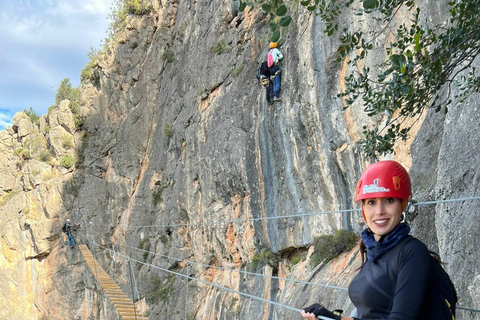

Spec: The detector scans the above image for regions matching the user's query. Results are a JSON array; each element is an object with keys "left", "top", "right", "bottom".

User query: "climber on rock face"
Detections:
[
  {"left": 62, "top": 218, "right": 79, "bottom": 249},
  {"left": 267, "top": 42, "right": 283, "bottom": 102},
  {"left": 257, "top": 60, "right": 274, "bottom": 104}
]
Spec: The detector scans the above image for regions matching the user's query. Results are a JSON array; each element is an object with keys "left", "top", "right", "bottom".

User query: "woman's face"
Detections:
[{"left": 362, "top": 197, "right": 403, "bottom": 241}]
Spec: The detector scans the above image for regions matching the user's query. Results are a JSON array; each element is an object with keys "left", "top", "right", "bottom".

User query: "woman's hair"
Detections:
[
  {"left": 359, "top": 239, "right": 367, "bottom": 268},
  {"left": 357, "top": 238, "right": 444, "bottom": 269}
]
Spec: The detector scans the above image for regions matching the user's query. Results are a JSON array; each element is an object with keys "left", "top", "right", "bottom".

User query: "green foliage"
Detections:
[
  {"left": 310, "top": 230, "right": 358, "bottom": 267},
  {"left": 24, "top": 107, "right": 39, "bottom": 125},
  {"left": 55, "top": 78, "right": 80, "bottom": 111},
  {"left": 211, "top": 39, "right": 232, "bottom": 55},
  {"left": 0, "top": 190, "right": 16, "bottom": 206},
  {"left": 239, "top": 0, "right": 293, "bottom": 42},
  {"left": 244, "top": 0, "right": 480, "bottom": 158},
  {"left": 164, "top": 122, "right": 173, "bottom": 138},
  {"left": 81, "top": 47, "right": 102, "bottom": 88},
  {"left": 14, "top": 147, "right": 31, "bottom": 160},
  {"left": 231, "top": 64, "right": 245, "bottom": 77},
  {"left": 162, "top": 48, "right": 176, "bottom": 63},
  {"left": 39, "top": 150, "right": 53, "bottom": 163},
  {"left": 109, "top": 0, "right": 152, "bottom": 36},
  {"left": 291, "top": 256, "right": 301, "bottom": 265},
  {"left": 138, "top": 238, "right": 151, "bottom": 261},
  {"left": 74, "top": 115, "right": 85, "bottom": 130},
  {"left": 124, "top": 0, "right": 152, "bottom": 15},
  {"left": 61, "top": 134, "right": 74, "bottom": 149},
  {"left": 251, "top": 249, "right": 279, "bottom": 270},
  {"left": 146, "top": 275, "right": 177, "bottom": 304},
  {"left": 59, "top": 155, "right": 76, "bottom": 169},
  {"left": 152, "top": 186, "right": 163, "bottom": 205}
]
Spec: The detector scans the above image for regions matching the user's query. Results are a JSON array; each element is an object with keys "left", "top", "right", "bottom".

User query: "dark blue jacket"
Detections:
[{"left": 349, "top": 237, "right": 433, "bottom": 319}]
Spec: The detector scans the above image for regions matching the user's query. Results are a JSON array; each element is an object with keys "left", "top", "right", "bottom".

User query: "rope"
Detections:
[
  {"left": 87, "top": 228, "right": 347, "bottom": 291},
  {"left": 127, "top": 258, "right": 138, "bottom": 320},
  {"left": 112, "top": 196, "right": 480, "bottom": 229},
  {"left": 184, "top": 262, "right": 189, "bottom": 320},
  {"left": 101, "top": 240, "right": 480, "bottom": 313},
  {"left": 122, "top": 240, "right": 348, "bottom": 291},
  {"left": 78, "top": 231, "right": 480, "bottom": 315},
  {"left": 84, "top": 237, "right": 341, "bottom": 319}
]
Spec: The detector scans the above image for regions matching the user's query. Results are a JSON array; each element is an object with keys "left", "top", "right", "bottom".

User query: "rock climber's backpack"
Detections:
[
  {"left": 62, "top": 223, "right": 68, "bottom": 233},
  {"left": 390, "top": 236, "right": 457, "bottom": 320},
  {"left": 428, "top": 251, "right": 457, "bottom": 319},
  {"left": 256, "top": 61, "right": 271, "bottom": 87},
  {"left": 267, "top": 49, "right": 274, "bottom": 67}
]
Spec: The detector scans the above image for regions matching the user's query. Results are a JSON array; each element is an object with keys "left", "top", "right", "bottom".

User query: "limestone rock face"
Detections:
[
  {"left": 48, "top": 99, "right": 76, "bottom": 134},
  {"left": 12, "top": 111, "right": 35, "bottom": 138},
  {"left": 0, "top": 1, "right": 479, "bottom": 319}
]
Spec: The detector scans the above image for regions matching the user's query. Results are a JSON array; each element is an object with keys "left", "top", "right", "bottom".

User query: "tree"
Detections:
[
  {"left": 239, "top": 0, "right": 480, "bottom": 158},
  {"left": 55, "top": 78, "right": 80, "bottom": 113},
  {"left": 55, "top": 78, "right": 80, "bottom": 105}
]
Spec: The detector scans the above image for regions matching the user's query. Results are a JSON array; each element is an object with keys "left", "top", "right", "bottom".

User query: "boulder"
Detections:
[
  {"left": 12, "top": 111, "right": 35, "bottom": 138},
  {"left": 48, "top": 100, "right": 76, "bottom": 134},
  {"left": 48, "top": 126, "right": 75, "bottom": 157}
]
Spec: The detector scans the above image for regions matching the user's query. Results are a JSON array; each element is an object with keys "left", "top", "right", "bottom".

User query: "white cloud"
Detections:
[{"left": 0, "top": 0, "right": 114, "bottom": 117}]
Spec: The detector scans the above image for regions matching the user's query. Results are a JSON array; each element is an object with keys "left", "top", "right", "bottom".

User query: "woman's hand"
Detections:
[
  {"left": 301, "top": 303, "right": 343, "bottom": 320},
  {"left": 301, "top": 309, "right": 319, "bottom": 319}
]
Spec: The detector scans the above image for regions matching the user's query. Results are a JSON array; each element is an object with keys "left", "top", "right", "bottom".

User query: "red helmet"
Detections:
[{"left": 355, "top": 160, "right": 411, "bottom": 202}]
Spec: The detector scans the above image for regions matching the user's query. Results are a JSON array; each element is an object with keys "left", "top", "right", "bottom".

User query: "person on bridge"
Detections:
[
  {"left": 62, "top": 218, "right": 79, "bottom": 249},
  {"left": 301, "top": 160, "right": 456, "bottom": 320}
]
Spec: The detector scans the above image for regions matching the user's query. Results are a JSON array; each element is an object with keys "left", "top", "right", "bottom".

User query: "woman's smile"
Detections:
[{"left": 362, "top": 197, "right": 403, "bottom": 241}]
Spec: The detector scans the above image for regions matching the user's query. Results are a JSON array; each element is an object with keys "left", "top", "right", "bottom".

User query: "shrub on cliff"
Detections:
[
  {"left": 146, "top": 275, "right": 177, "bottom": 304},
  {"left": 24, "top": 107, "right": 39, "bottom": 125},
  {"left": 60, "top": 155, "right": 76, "bottom": 169},
  {"left": 310, "top": 230, "right": 358, "bottom": 267},
  {"left": 251, "top": 249, "right": 280, "bottom": 270}
]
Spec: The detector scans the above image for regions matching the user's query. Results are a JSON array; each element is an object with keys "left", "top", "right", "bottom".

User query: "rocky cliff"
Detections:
[{"left": 0, "top": 1, "right": 479, "bottom": 319}]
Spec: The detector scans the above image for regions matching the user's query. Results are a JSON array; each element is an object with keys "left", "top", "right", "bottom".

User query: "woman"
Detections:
[
  {"left": 268, "top": 42, "right": 283, "bottom": 101},
  {"left": 301, "top": 160, "right": 454, "bottom": 320}
]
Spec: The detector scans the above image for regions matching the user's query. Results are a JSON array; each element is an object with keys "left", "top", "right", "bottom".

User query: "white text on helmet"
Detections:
[{"left": 363, "top": 179, "right": 390, "bottom": 194}]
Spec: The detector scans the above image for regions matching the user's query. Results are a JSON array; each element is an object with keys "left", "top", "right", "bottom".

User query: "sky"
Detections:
[{"left": 0, "top": 0, "right": 114, "bottom": 130}]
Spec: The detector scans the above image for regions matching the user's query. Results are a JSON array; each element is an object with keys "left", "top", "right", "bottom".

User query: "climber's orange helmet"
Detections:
[
  {"left": 270, "top": 42, "right": 277, "bottom": 49},
  {"left": 355, "top": 160, "right": 412, "bottom": 202}
]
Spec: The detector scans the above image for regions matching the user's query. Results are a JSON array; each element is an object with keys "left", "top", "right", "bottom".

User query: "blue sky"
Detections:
[{"left": 0, "top": 0, "right": 113, "bottom": 130}]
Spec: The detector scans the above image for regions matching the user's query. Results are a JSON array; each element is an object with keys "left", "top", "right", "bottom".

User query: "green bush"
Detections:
[
  {"left": 0, "top": 191, "right": 16, "bottom": 206},
  {"left": 251, "top": 249, "right": 279, "bottom": 270},
  {"left": 55, "top": 78, "right": 80, "bottom": 109},
  {"left": 152, "top": 186, "right": 163, "bottom": 205},
  {"left": 164, "top": 122, "right": 173, "bottom": 138},
  {"left": 39, "top": 150, "right": 53, "bottom": 163},
  {"left": 139, "top": 238, "right": 151, "bottom": 261},
  {"left": 24, "top": 107, "right": 39, "bottom": 124},
  {"left": 109, "top": 0, "right": 152, "bottom": 36},
  {"left": 162, "top": 48, "right": 176, "bottom": 63},
  {"left": 15, "top": 147, "right": 31, "bottom": 160},
  {"left": 125, "top": 0, "right": 152, "bottom": 15},
  {"left": 81, "top": 47, "right": 102, "bottom": 87},
  {"left": 211, "top": 39, "right": 232, "bottom": 55},
  {"left": 310, "top": 230, "right": 358, "bottom": 267},
  {"left": 61, "top": 134, "right": 74, "bottom": 149},
  {"left": 59, "top": 155, "right": 76, "bottom": 169},
  {"left": 146, "top": 275, "right": 176, "bottom": 304}
]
